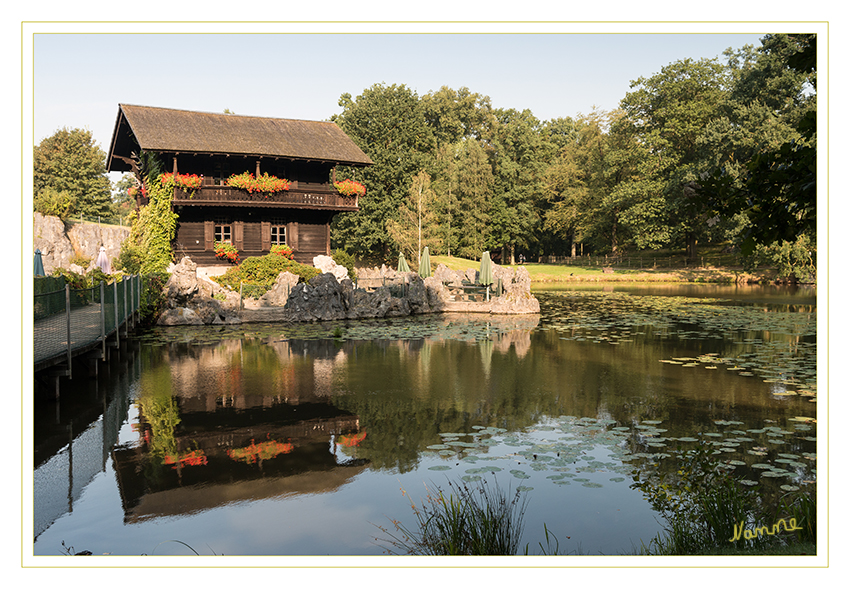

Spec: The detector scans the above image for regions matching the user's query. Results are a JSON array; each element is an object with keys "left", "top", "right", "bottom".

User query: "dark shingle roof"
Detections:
[{"left": 108, "top": 104, "right": 373, "bottom": 168}]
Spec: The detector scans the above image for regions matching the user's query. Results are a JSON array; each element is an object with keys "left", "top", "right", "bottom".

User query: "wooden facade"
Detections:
[{"left": 106, "top": 104, "right": 372, "bottom": 265}]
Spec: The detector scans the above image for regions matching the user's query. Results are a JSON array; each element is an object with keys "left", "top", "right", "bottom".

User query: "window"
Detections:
[
  {"left": 213, "top": 160, "right": 230, "bottom": 186},
  {"left": 214, "top": 220, "right": 232, "bottom": 243},
  {"left": 270, "top": 225, "right": 286, "bottom": 245}
]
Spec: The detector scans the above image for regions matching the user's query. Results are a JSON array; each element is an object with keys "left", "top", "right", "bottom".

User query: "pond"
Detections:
[{"left": 32, "top": 284, "right": 817, "bottom": 557}]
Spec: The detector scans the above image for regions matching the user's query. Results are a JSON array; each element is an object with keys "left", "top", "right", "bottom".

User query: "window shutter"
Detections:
[
  {"left": 288, "top": 222, "right": 299, "bottom": 250},
  {"left": 204, "top": 220, "right": 214, "bottom": 251},
  {"left": 234, "top": 221, "right": 244, "bottom": 250},
  {"left": 261, "top": 222, "right": 271, "bottom": 251}
]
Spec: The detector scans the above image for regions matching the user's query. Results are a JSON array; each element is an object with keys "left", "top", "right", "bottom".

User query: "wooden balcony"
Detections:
[{"left": 172, "top": 183, "right": 360, "bottom": 211}]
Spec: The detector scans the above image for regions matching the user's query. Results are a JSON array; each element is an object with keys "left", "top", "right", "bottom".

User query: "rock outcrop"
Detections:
[
  {"left": 33, "top": 212, "right": 130, "bottom": 274},
  {"left": 157, "top": 256, "right": 539, "bottom": 326},
  {"left": 157, "top": 257, "right": 241, "bottom": 325}
]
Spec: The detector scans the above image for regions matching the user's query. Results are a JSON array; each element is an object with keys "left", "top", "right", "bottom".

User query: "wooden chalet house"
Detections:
[{"left": 106, "top": 104, "right": 372, "bottom": 265}]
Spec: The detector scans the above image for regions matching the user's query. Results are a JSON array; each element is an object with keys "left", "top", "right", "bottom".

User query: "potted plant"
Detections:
[{"left": 214, "top": 241, "right": 240, "bottom": 264}]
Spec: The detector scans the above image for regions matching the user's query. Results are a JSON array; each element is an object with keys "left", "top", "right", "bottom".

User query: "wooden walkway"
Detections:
[{"left": 33, "top": 276, "right": 140, "bottom": 379}]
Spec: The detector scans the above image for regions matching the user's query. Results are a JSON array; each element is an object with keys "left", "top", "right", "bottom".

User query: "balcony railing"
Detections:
[{"left": 173, "top": 185, "right": 359, "bottom": 210}]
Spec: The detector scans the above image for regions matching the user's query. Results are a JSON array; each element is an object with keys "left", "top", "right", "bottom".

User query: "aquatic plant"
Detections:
[
  {"left": 632, "top": 441, "right": 777, "bottom": 554},
  {"left": 777, "top": 488, "right": 816, "bottom": 544},
  {"left": 375, "top": 477, "right": 528, "bottom": 555}
]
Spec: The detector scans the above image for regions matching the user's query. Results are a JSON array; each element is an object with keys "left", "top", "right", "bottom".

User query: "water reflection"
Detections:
[{"left": 33, "top": 287, "right": 817, "bottom": 556}]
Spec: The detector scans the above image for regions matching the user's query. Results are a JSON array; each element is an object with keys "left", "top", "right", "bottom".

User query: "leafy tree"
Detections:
[
  {"left": 429, "top": 143, "right": 462, "bottom": 256},
  {"left": 486, "top": 108, "right": 552, "bottom": 263},
  {"left": 612, "top": 58, "right": 729, "bottom": 258},
  {"left": 543, "top": 109, "right": 611, "bottom": 257},
  {"left": 420, "top": 86, "right": 494, "bottom": 145},
  {"left": 699, "top": 34, "right": 816, "bottom": 258},
  {"left": 387, "top": 170, "right": 440, "bottom": 265},
  {"left": 33, "top": 127, "right": 113, "bottom": 218},
  {"left": 331, "top": 83, "right": 436, "bottom": 260},
  {"left": 112, "top": 173, "right": 137, "bottom": 221}
]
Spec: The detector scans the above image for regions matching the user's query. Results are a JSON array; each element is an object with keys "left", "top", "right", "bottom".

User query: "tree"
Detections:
[
  {"left": 33, "top": 127, "right": 113, "bottom": 218},
  {"left": 429, "top": 143, "right": 461, "bottom": 256},
  {"left": 612, "top": 58, "right": 729, "bottom": 258},
  {"left": 543, "top": 109, "right": 611, "bottom": 257},
  {"left": 420, "top": 86, "right": 494, "bottom": 145},
  {"left": 453, "top": 139, "right": 494, "bottom": 259},
  {"left": 486, "top": 108, "right": 551, "bottom": 263},
  {"left": 699, "top": 34, "right": 816, "bottom": 258},
  {"left": 331, "top": 83, "right": 436, "bottom": 260},
  {"left": 387, "top": 170, "right": 440, "bottom": 265}
]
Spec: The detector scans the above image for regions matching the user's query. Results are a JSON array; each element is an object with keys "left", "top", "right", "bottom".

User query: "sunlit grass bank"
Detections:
[{"left": 427, "top": 255, "right": 773, "bottom": 284}]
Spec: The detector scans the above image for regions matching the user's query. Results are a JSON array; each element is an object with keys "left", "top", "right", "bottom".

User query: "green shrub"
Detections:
[
  {"left": 749, "top": 234, "right": 816, "bottom": 283},
  {"left": 212, "top": 253, "right": 320, "bottom": 295},
  {"left": 70, "top": 252, "right": 91, "bottom": 268},
  {"left": 115, "top": 242, "right": 143, "bottom": 274},
  {"left": 332, "top": 248, "right": 357, "bottom": 281},
  {"left": 138, "top": 272, "right": 169, "bottom": 327},
  {"left": 633, "top": 441, "right": 774, "bottom": 555},
  {"left": 34, "top": 187, "right": 75, "bottom": 220}
]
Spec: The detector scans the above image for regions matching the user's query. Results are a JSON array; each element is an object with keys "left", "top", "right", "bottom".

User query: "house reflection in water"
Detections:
[{"left": 112, "top": 338, "right": 367, "bottom": 524}]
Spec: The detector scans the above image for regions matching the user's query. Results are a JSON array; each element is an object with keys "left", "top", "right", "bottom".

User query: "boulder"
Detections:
[
  {"left": 164, "top": 257, "right": 200, "bottom": 304},
  {"left": 157, "top": 307, "right": 204, "bottom": 326},
  {"left": 423, "top": 276, "right": 450, "bottom": 311},
  {"left": 405, "top": 273, "right": 430, "bottom": 314},
  {"left": 490, "top": 283, "right": 540, "bottom": 314},
  {"left": 313, "top": 255, "right": 349, "bottom": 282},
  {"left": 285, "top": 272, "right": 348, "bottom": 321},
  {"left": 433, "top": 264, "right": 461, "bottom": 285},
  {"left": 191, "top": 298, "right": 241, "bottom": 325},
  {"left": 259, "top": 271, "right": 300, "bottom": 306}
]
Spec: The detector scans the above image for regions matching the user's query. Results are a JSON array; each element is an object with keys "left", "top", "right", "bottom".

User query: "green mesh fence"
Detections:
[{"left": 34, "top": 276, "right": 140, "bottom": 366}]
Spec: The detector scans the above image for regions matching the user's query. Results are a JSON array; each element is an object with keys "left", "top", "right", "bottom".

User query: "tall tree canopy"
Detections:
[
  {"left": 331, "top": 83, "right": 436, "bottom": 259},
  {"left": 612, "top": 57, "right": 729, "bottom": 258},
  {"left": 327, "top": 33, "right": 816, "bottom": 282},
  {"left": 699, "top": 34, "right": 816, "bottom": 257},
  {"left": 33, "top": 127, "right": 113, "bottom": 219}
]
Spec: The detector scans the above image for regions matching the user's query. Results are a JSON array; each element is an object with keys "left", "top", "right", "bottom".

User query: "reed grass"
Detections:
[{"left": 375, "top": 477, "right": 528, "bottom": 555}]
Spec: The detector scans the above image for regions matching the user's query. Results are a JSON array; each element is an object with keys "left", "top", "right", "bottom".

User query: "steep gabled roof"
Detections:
[{"left": 107, "top": 104, "right": 373, "bottom": 171}]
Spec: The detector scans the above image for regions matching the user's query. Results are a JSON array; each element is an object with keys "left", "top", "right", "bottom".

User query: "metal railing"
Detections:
[{"left": 34, "top": 275, "right": 141, "bottom": 376}]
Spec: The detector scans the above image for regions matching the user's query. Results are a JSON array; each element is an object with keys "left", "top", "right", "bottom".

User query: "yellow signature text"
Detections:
[{"left": 729, "top": 518, "right": 803, "bottom": 542}]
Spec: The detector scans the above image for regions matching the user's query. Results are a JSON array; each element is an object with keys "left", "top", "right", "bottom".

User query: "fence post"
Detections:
[
  {"left": 113, "top": 281, "right": 120, "bottom": 347},
  {"left": 100, "top": 281, "right": 106, "bottom": 359},
  {"left": 123, "top": 276, "right": 128, "bottom": 329},
  {"left": 129, "top": 276, "right": 135, "bottom": 329},
  {"left": 65, "top": 284, "right": 72, "bottom": 379}
]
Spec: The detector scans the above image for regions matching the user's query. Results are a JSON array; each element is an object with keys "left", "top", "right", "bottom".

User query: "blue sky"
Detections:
[{"left": 32, "top": 31, "right": 769, "bottom": 155}]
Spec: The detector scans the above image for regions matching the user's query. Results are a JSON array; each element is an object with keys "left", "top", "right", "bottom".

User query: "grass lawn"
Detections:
[
  {"left": 427, "top": 254, "right": 773, "bottom": 284},
  {"left": 431, "top": 255, "right": 602, "bottom": 277}
]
